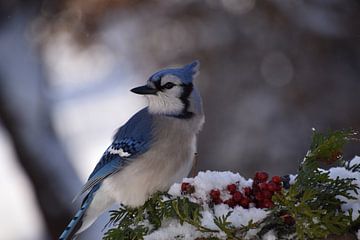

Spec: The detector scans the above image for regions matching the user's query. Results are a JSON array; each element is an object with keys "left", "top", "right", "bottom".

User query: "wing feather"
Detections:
[{"left": 75, "top": 108, "right": 153, "bottom": 199}]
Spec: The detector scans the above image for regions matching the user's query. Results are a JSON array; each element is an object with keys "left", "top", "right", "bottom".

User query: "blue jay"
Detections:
[{"left": 59, "top": 61, "right": 204, "bottom": 240}]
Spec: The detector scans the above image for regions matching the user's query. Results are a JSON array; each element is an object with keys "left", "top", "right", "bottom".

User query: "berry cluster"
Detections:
[
  {"left": 180, "top": 172, "right": 290, "bottom": 210},
  {"left": 251, "top": 172, "right": 282, "bottom": 208},
  {"left": 209, "top": 172, "right": 288, "bottom": 209}
]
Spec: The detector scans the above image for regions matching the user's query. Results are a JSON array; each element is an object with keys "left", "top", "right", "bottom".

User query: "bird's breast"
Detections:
[{"left": 102, "top": 115, "right": 204, "bottom": 207}]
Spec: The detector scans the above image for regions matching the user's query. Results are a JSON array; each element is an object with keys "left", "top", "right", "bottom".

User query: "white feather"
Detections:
[
  {"left": 147, "top": 76, "right": 185, "bottom": 115},
  {"left": 103, "top": 115, "right": 204, "bottom": 207},
  {"left": 107, "top": 146, "right": 131, "bottom": 157},
  {"left": 147, "top": 92, "right": 184, "bottom": 115}
]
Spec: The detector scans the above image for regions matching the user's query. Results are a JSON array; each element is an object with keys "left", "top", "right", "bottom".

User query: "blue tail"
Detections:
[
  {"left": 59, "top": 200, "right": 90, "bottom": 240},
  {"left": 59, "top": 184, "right": 100, "bottom": 240}
]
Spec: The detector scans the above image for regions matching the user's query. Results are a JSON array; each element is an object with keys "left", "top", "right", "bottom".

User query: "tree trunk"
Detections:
[{"left": 0, "top": 9, "right": 82, "bottom": 239}]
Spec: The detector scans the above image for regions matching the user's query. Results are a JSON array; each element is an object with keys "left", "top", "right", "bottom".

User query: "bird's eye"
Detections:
[{"left": 163, "top": 82, "right": 175, "bottom": 89}]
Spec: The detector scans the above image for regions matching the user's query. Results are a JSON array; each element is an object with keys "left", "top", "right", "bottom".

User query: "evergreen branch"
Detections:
[
  {"left": 213, "top": 212, "right": 239, "bottom": 239},
  {"left": 103, "top": 129, "right": 360, "bottom": 240},
  {"left": 171, "top": 197, "right": 218, "bottom": 233}
]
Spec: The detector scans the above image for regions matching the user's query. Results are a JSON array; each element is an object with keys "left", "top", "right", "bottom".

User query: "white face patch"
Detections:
[
  {"left": 147, "top": 75, "right": 186, "bottom": 115},
  {"left": 108, "top": 146, "right": 131, "bottom": 158},
  {"left": 160, "top": 75, "right": 182, "bottom": 86}
]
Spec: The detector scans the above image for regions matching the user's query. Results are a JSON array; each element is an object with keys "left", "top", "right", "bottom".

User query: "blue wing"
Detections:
[{"left": 77, "top": 107, "right": 153, "bottom": 197}]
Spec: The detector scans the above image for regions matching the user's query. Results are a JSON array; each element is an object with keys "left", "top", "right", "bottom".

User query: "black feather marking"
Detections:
[
  {"left": 153, "top": 79, "right": 162, "bottom": 90},
  {"left": 177, "top": 83, "right": 194, "bottom": 119},
  {"left": 59, "top": 219, "right": 83, "bottom": 240}
]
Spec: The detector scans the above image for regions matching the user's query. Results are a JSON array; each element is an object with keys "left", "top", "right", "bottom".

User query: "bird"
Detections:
[{"left": 59, "top": 60, "right": 205, "bottom": 240}]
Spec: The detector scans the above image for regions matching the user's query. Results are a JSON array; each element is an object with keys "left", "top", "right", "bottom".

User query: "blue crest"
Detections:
[{"left": 149, "top": 60, "right": 200, "bottom": 84}]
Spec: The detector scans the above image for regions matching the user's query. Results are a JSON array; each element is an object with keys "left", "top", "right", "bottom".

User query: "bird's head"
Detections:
[{"left": 131, "top": 60, "right": 202, "bottom": 118}]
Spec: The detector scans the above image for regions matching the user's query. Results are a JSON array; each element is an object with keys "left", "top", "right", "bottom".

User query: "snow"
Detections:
[
  {"left": 328, "top": 155, "right": 360, "bottom": 220},
  {"left": 163, "top": 171, "right": 269, "bottom": 239},
  {"left": 145, "top": 156, "right": 360, "bottom": 239},
  {"left": 214, "top": 204, "right": 268, "bottom": 229},
  {"left": 350, "top": 155, "right": 360, "bottom": 167},
  {"left": 289, "top": 174, "right": 297, "bottom": 184},
  {"left": 169, "top": 170, "right": 252, "bottom": 203},
  {"left": 262, "top": 230, "right": 277, "bottom": 240},
  {"left": 144, "top": 220, "right": 208, "bottom": 240},
  {"left": 161, "top": 171, "right": 269, "bottom": 239}
]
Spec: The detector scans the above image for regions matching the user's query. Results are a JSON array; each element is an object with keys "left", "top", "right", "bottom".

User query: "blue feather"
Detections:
[
  {"left": 77, "top": 107, "right": 153, "bottom": 197},
  {"left": 59, "top": 184, "right": 100, "bottom": 240},
  {"left": 149, "top": 60, "right": 199, "bottom": 84}
]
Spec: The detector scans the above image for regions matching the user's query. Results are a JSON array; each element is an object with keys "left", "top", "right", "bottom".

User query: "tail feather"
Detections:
[
  {"left": 59, "top": 201, "right": 90, "bottom": 240},
  {"left": 59, "top": 184, "right": 101, "bottom": 240}
]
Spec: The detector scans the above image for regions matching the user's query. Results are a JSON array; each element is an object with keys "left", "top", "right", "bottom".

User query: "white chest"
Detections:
[
  {"left": 102, "top": 115, "right": 204, "bottom": 207},
  {"left": 102, "top": 135, "right": 196, "bottom": 207}
]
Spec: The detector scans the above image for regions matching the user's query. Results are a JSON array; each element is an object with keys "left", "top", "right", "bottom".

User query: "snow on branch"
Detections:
[{"left": 104, "top": 130, "right": 360, "bottom": 240}]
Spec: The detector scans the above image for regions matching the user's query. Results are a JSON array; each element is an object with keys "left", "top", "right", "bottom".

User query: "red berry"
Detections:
[
  {"left": 269, "top": 182, "right": 282, "bottom": 192},
  {"left": 258, "top": 182, "right": 269, "bottom": 191},
  {"left": 254, "top": 171, "right": 269, "bottom": 182},
  {"left": 181, "top": 182, "right": 190, "bottom": 191},
  {"left": 210, "top": 189, "right": 221, "bottom": 199},
  {"left": 212, "top": 197, "right": 223, "bottom": 205},
  {"left": 267, "top": 182, "right": 277, "bottom": 192},
  {"left": 255, "top": 192, "right": 264, "bottom": 201},
  {"left": 273, "top": 184, "right": 282, "bottom": 192},
  {"left": 262, "top": 199, "right": 274, "bottom": 208},
  {"left": 272, "top": 176, "right": 282, "bottom": 184},
  {"left": 262, "top": 190, "right": 273, "bottom": 199},
  {"left": 232, "top": 191, "right": 243, "bottom": 202},
  {"left": 239, "top": 197, "right": 250, "bottom": 208},
  {"left": 243, "top": 187, "right": 252, "bottom": 197},
  {"left": 227, "top": 184, "right": 237, "bottom": 194},
  {"left": 252, "top": 182, "right": 260, "bottom": 191},
  {"left": 181, "top": 182, "right": 195, "bottom": 194},
  {"left": 224, "top": 198, "right": 236, "bottom": 208}
]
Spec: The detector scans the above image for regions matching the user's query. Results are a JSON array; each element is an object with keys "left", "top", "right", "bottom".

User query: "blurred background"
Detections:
[{"left": 0, "top": 0, "right": 359, "bottom": 239}]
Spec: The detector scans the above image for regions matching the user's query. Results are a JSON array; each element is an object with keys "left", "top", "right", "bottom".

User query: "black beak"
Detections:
[{"left": 130, "top": 85, "right": 158, "bottom": 95}]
